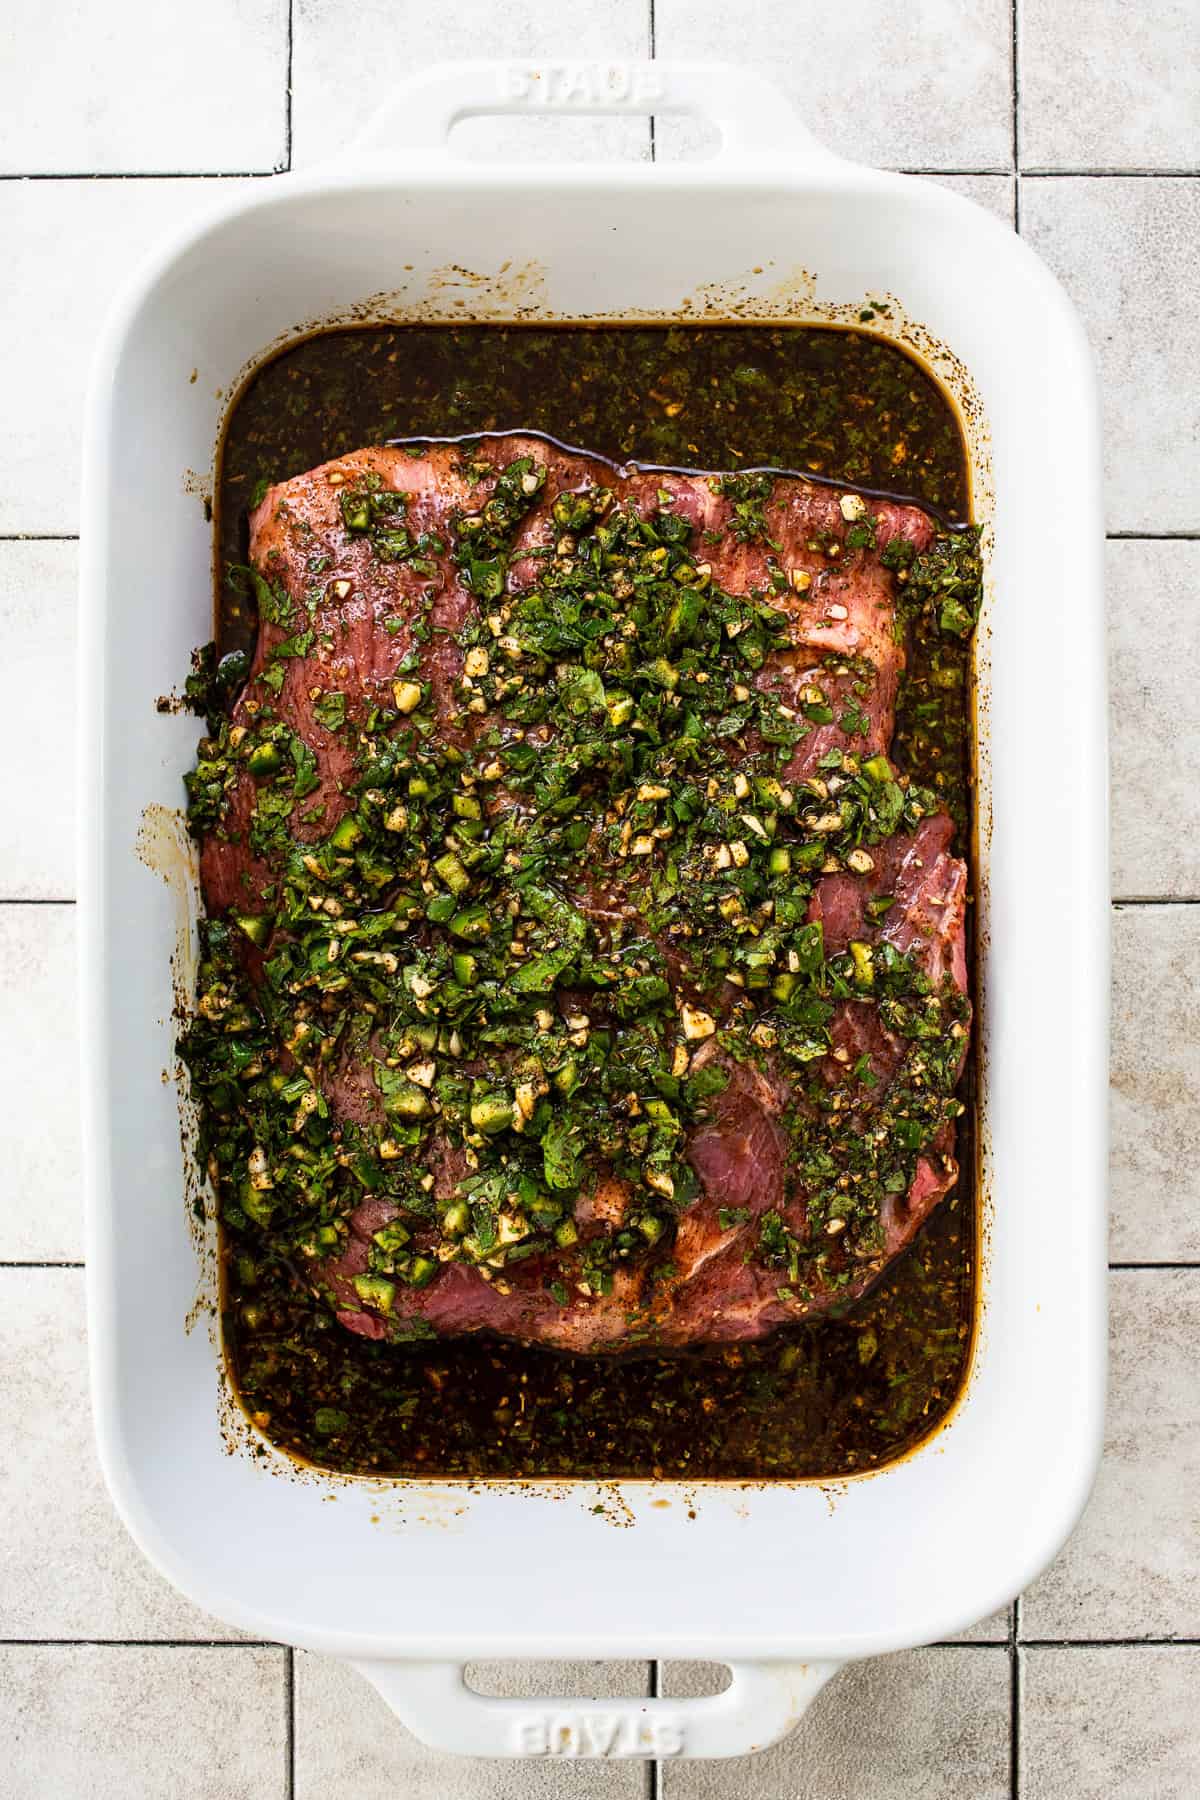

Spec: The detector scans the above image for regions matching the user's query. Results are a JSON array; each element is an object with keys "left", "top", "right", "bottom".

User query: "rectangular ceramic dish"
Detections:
[{"left": 80, "top": 60, "right": 1108, "bottom": 1760}]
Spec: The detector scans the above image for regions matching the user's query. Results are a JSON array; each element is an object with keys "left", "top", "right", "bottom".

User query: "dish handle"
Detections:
[
  {"left": 345, "top": 60, "right": 839, "bottom": 170},
  {"left": 352, "top": 1657, "right": 842, "bottom": 1760}
]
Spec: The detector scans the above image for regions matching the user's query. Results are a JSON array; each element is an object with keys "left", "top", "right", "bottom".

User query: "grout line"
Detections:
[
  {"left": 1021, "top": 1638, "right": 1200, "bottom": 1649},
  {"left": 1011, "top": 0, "right": 1021, "bottom": 229},
  {"left": 0, "top": 1638, "right": 280, "bottom": 1648},
  {"left": 648, "top": 0, "right": 657, "bottom": 165},
  {"left": 1112, "top": 896, "right": 1200, "bottom": 907},
  {"left": 1010, "top": 0, "right": 1020, "bottom": 168},
  {"left": 650, "top": 1658, "right": 663, "bottom": 1799},
  {"left": 902, "top": 164, "right": 1200, "bottom": 179},
  {"left": 1110, "top": 1262, "right": 1200, "bottom": 1272},
  {"left": 0, "top": 1262, "right": 85, "bottom": 1270},
  {"left": 286, "top": 1646, "right": 296, "bottom": 1798},
  {"left": 0, "top": 898, "right": 76, "bottom": 906},
  {"left": 896, "top": 1637, "right": 1200, "bottom": 1650},
  {"left": 284, "top": 0, "right": 294, "bottom": 174},
  {"left": 0, "top": 171, "right": 278, "bottom": 183},
  {"left": 1107, "top": 530, "right": 1200, "bottom": 541},
  {"left": 0, "top": 533, "right": 80, "bottom": 543},
  {"left": 1022, "top": 167, "right": 1200, "bottom": 178},
  {"left": 1011, "top": 1595, "right": 1022, "bottom": 1798},
  {"left": 6, "top": 1635, "right": 1193, "bottom": 1652},
  {"left": 899, "top": 166, "right": 1013, "bottom": 178}
]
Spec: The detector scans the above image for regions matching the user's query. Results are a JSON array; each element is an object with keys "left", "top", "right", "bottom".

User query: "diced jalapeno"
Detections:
[
  {"left": 238, "top": 1180, "right": 274, "bottom": 1227},
  {"left": 666, "top": 589, "right": 703, "bottom": 643},
  {"left": 434, "top": 852, "right": 471, "bottom": 895},
  {"left": 358, "top": 857, "right": 396, "bottom": 890},
  {"left": 353, "top": 1274, "right": 396, "bottom": 1313},
  {"left": 742, "top": 949, "right": 774, "bottom": 988},
  {"left": 509, "top": 951, "right": 571, "bottom": 993},
  {"left": 340, "top": 492, "right": 372, "bottom": 533},
  {"left": 386, "top": 1081, "right": 431, "bottom": 1120},
  {"left": 850, "top": 941, "right": 875, "bottom": 988},
  {"left": 246, "top": 742, "right": 283, "bottom": 778},
  {"left": 442, "top": 1201, "right": 470, "bottom": 1236},
  {"left": 552, "top": 490, "right": 595, "bottom": 530},
  {"left": 449, "top": 905, "right": 491, "bottom": 942},
  {"left": 469, "top": 1090, "right": 514, "bottom": 1134},
  {"left": 373, "top": 1221, "right": 411, "bottom": 1252},
  {"left": 232, "top": 911, "right": 273, "bottom": 947}
]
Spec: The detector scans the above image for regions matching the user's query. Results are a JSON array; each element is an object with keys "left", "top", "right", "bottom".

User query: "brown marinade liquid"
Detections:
[{"left": 216, "top": 324, "right": 976, "bottom": 1481}]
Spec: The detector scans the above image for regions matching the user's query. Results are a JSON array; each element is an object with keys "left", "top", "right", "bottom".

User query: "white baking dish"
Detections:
[{"left": 79, "top": 61, "right": 1108, "bottom": 1761}]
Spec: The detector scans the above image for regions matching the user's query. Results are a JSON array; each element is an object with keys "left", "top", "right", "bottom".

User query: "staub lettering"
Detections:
[
  {"left": 512, "top": 1713, "right": 686, "bottom": 1757},
  {"left": 498, "top": 63, "right": 664, "bottom": 108}
]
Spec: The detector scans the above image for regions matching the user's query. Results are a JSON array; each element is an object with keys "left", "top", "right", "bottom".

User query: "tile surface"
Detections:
[
  {"left": 1109, "top": 540, "right": 1200, "bottom": 902},
  {"left": 1022, "top": 1646, "right": 1200, "bottom": 1799},
  {"left": 1, "top": 12, "right": 1200, "bottom": 1797},
  {"left": 923, "top": 172, "right": 1016, "bottom": 225},
  {"left": 291, "top": 0, "right": 651, "bottom": 167},
  {"left": 1020, "top": 0, "right": 1200, "bottom": 171},
  {"left": 0, "top": 908, "right": 82, "bottom": 1262},
  {"left": 0, "top": 542, "right": 77, "bottom": 901},
  {"left": 0, "top": 0, "right": 287, "bottom": 174},
  {"left": 659, "top": 1652, "right": 1010, "bottom": 1798},
  {"left": 1020, "top": 1270, "right": 1200, "bottom": 1639},
  {"left": 947, "top": 1605, "right": 1013, "bottom": 1645},
  {"left": 0, "top": 1269, "right": 238, "bottom": 1638},
  {"left": 654, "top": 0, "right": 1013, "bottom": 170},
  {"left": 0, "top": 178, "right": 253, "bottom": 535},
  {"left": 1110, "top": 907, "right": 1200, "bottom": 1261},
  {"left": 0, "top": 1645, "right": 287, "bottom": 1800},
  {"left": 1020, "top": 178, "right": 1200, "bottom": 534},
  {"left": 294, "top": 1655, "right": 651, "bottom": 1798}
]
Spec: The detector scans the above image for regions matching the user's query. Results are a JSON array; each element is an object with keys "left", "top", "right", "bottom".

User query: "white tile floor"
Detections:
[{"left": 0, "top": 2, "right": 1197, "bottom": 1794}]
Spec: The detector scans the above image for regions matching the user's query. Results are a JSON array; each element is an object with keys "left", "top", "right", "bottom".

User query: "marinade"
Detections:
[{"left": 199, "top": 324, "right": 977, "bottom": 1480}]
